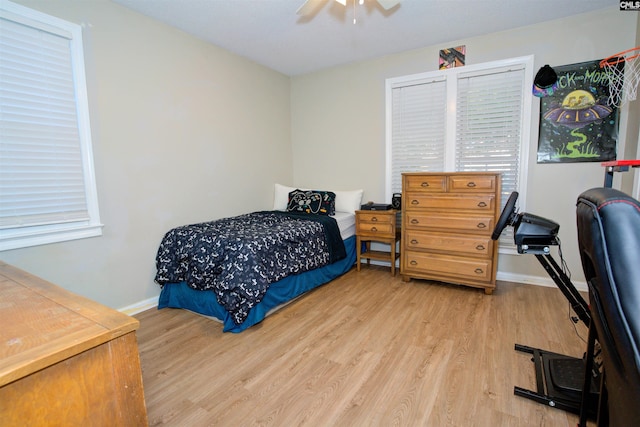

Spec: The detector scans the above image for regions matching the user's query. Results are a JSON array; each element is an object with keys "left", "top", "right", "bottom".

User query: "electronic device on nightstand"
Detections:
[{"left": 360, "top": 201, "right": 393, "bottom": 210}]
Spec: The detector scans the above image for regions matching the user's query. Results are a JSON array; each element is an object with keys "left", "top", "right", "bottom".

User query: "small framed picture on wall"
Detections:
[{"left": 439, "top": 46, "right": 466, "bottom": 69}]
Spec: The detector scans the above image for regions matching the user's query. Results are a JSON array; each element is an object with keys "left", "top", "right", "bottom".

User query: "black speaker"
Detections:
[{"left": 392, "top": 193, "right": 402, "bottom": 210}]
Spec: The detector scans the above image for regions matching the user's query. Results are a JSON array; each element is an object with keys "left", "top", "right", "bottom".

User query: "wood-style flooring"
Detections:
[{"left": 135, "top": 265, "right": 593, "bottom": 426}]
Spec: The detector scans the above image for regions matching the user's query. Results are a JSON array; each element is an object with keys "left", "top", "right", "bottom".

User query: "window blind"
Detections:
[
  {"left": 390, "top": 78, "right": 447, "bottom": 194},
  {"left": 0, "top": 16, "right": 89, "bottom": 229},
  {"left": 386, "top": 57, "right": 532, "bottom": 252},
  {"left": 456, "top": 66, "right": 526, "bottom": 203}
]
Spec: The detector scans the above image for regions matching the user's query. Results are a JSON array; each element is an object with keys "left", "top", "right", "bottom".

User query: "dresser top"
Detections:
[
  {"left": 0, "top": 261, "right": 139, "bottom": 387},
  {"left": 401, "top": 171, "right": 500, "bottom": 176}
]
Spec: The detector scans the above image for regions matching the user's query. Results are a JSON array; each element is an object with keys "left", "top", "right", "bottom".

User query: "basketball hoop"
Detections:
[{"left": 600, "top": 46, "right": 640, "bottom": 108}]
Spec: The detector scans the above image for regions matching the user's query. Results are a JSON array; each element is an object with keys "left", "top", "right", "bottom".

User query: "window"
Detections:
[
  {"left": 385, "top": 56, "right": 533, "bottom": 251},
  {"left": 0, "top": 1, "right": 101, "bottom": 251}
]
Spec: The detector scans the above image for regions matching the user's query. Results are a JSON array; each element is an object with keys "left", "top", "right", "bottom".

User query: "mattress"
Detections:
[{"left": 333, "top": 211, "right": 356, "bottom": 240}]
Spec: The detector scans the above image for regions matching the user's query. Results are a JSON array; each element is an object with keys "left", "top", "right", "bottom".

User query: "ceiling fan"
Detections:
[{"left": 296, "top": 0, "right": 401, "bottom": 17}]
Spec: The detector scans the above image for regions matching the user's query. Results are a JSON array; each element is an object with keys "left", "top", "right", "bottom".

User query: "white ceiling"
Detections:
[{"left": 111, "top": 0, "right": 614, "bottom": 76}]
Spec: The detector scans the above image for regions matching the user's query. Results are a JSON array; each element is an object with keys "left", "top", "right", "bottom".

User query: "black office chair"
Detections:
[{"left": 576, "top": 187, "right": 640, "bottom": 427}]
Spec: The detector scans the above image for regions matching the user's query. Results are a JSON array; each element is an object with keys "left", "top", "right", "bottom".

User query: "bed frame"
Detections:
[{"left": 158, "top": 236, "right": 356, "bottom": 332}]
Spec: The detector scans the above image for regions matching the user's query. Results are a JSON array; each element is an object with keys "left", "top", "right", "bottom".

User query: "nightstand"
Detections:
[{"left": 355, "top": 209, "right": 400, "bottom": 275}]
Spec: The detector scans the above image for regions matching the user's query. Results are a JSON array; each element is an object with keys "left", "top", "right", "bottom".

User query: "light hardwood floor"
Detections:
[{"left": 135, "top": 266, "right": 594, "bottom": 426}]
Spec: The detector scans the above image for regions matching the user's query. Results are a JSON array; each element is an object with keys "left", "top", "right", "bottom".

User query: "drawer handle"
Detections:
[
  {"left": 411, "top": 200, "right": 419, "bottom": 205},
  {"left": 476, "top": 245, "right": 485, "bottom": 251},
  {"left": 410, "top": 260, "right": 418, "bottom": 265},
  {"left": 474, "top": 268, "right": 484, "bottom": 274},
  {"left": 410, "top": 219, "right": 419, "bottom": 224},
  {"left": 370, "top": 227, "right": 378, "bottom": 232},
  {"left": 411, "top": 239, "right": 419, "bottom": 244},
  {"left": 477, "top": 223, "right": 486, "bottom": 229},
  {"left": 371, "top": 217, "right": 378, "bottom": 222},
  {"left": 421, "top": 182, "right": 430, "bottom": 187},
  {"left": 477, "top": 202, "right": 487, "bottom": 208},
  {"left": 467, "top": 182, "right": 476, "bottom": 187}
]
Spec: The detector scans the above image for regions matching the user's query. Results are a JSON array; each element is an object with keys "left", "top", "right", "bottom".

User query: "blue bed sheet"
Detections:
[{"left": 158, "top": 235, "right": 356, "bottom": 333}]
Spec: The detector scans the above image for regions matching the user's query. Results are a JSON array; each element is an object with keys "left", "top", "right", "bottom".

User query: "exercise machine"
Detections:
[{"left": 491, "top": 192, "right": 599, "bottom": 416}]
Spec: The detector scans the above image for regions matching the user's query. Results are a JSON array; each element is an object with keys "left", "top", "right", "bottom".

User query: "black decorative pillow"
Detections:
[{"left": 286, "top": 189, "right": 336, "bottom": 215}]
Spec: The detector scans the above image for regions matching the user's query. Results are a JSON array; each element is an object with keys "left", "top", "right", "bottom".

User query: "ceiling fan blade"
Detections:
[
  {"left": 376, "top": 0, "right": 400, "bottom": 10},
  {"left": 297, "top": 0, "right": 325, "bottom": 16},
  {"left": 298, "top": 0, "right": 398, "bottom": 17}
]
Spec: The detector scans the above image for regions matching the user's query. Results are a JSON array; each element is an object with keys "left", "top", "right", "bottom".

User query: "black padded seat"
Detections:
[{"left": 576, "top": 187, "right": 640, "bottom": 427}]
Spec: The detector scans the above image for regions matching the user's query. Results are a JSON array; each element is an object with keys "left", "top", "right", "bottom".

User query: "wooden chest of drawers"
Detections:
[{"left": 401, "top": 172, "right": 501, "bottom": 294}]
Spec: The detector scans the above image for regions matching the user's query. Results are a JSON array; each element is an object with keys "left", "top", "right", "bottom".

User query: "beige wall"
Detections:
[
  {"left": 1, "top": 0, "right": 292, "bottom": 310},
  {"left": 291, "top": 7, "right": 639, "bottom": 289}
]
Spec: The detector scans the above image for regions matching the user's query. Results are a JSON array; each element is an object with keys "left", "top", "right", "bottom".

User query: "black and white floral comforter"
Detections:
[{"left": 155, "top": 211, "right": 346, "bottom": 325}]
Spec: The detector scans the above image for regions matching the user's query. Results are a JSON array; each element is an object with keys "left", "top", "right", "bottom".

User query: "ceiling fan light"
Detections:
[{"left": 297, "top": 0, "right": 401, "bottom": 18}]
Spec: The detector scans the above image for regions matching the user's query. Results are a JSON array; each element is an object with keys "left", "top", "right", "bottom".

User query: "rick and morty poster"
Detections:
[{"left": 537, "top": 59, "right": 621, "bottom": 163}]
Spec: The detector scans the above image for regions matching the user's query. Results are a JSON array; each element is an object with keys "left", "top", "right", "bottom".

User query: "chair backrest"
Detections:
[{"left": 576, "top": 187, "right": 640, "bottom": 426}]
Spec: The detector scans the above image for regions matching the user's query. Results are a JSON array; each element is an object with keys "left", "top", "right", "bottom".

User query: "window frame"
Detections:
[
  {"left": 385, "top": 55, "right": 534, "bottom": 253},
  {"left": 0, "top": 0, "right": 102, "bottom": 251}
]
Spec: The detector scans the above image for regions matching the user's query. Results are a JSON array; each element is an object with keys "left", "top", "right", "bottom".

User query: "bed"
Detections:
[{"left": 155, "top": 185, "right": 362, "bottom": 333}]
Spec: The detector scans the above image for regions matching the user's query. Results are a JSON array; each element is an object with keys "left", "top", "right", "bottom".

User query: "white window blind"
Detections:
[
  {"left": 0, "top": 2, "right": 101, "bottom": 250},
  {"left": 456, "top": 66, "right": 526, "bottom": 203},
  {"left": 389, "top": 78, "right": 447, "bottom": 194},
  {"left": 386, "top": 57, "right": 533, "bottom": 252}
]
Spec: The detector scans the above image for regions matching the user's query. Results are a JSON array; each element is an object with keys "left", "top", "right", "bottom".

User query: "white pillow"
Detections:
[
  {"left": 273, "top": 184, "right": 363, "bottom": 214},
  {"left": 273, "top": 183, "right": 298, "bottom": 210},
  {"left": 334, "top": 189, "right": 364, "bottom": 214}
]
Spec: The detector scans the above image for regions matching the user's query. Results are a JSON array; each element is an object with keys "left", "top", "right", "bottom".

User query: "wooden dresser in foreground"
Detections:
[
  {"left": 0, "top": 261, "right": 148, "bottom": 426},
  {"left": 401, "top": 172, "right": 501, "bottom": 294}
]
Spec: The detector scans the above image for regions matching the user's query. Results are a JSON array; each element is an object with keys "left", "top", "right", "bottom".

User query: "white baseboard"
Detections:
[
  {"left": 119, "top": 296, "right": 158, "bottom": 316},
  {"left": 496, "top": 271, "right": 587, "bottom": 292},
  {"left": 361, "top": 259, "right": 588, "bottom": 293}
]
